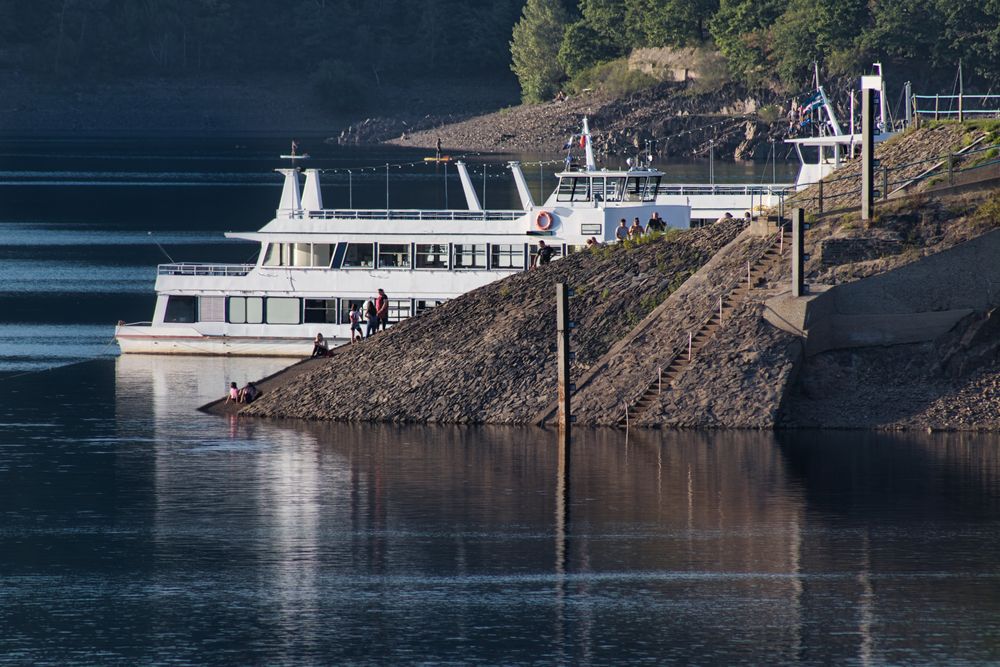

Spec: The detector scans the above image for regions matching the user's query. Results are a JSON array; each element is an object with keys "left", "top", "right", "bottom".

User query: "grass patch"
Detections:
[{"left": 565, "top": 58, "right": 656, "bottom": 97}]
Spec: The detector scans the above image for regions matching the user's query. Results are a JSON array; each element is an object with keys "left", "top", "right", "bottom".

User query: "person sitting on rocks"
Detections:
[
  {"left": 586, "top": 236, "right": 599, "bottom": 248},
  {"left": 311, "top": 333, "right": 329, "bottom": 358},
  {"left": 239, "top": 381, "right": 261, "bottom": 404},
  {"left": 628, "top": 217, "right": 644, "bottom": 239},
  {"left": 615, "top": 218, "right": 628, "bottom": 243},
  {"left": 715, "top": 211, "right": 734, "bottom": 224},
  {"left": 225, "top": 381, "right": 239, "bottom": 404}
]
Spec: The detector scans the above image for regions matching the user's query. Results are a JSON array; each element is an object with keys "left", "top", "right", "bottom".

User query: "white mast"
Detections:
[
  {"left": 301, "top": 169, "right": 323, "bottom": 211},
  {"left": 455, "top": 161, "right": 482, "bottom": 211},
  {"left": 582, "top": 116, "right": 597, "bottom": 171},
  {"left": 275, "top": 169, "right": 301, "bottom": 214},
  {"left": 508, "top": 161, "right": 535, "bottom": 210}
]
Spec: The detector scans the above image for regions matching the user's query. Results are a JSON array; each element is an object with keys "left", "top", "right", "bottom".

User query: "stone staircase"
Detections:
[{"left": 619, "top": 225, "right": 790, "bottom": 426}]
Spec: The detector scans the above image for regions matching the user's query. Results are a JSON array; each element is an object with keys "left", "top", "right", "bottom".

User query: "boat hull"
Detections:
[{"left": 115, "top": 325, "right": 347, "bottom": 357}]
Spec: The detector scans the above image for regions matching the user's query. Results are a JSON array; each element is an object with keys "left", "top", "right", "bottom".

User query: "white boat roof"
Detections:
[{"left": 786, "top": 132, "right": 893, "bottom": 148}]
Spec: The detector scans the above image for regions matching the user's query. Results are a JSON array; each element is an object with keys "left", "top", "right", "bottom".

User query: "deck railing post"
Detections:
[
  {"left": 817, "top": 178, "right": 824, "bottom": 214},
  {"left": 882, "top": 165, "right": 889, "bottom": 201},
  {"left": 935, "top": 94, "right": 940, "bottom": 121}
]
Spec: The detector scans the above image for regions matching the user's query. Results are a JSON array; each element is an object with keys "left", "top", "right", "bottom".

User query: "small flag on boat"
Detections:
[
  {"left": 580, "top": 135, "right": 587, "bottom": 148},
  {"left": 800, "top": 90, "right": 823, "bottom": 113}
]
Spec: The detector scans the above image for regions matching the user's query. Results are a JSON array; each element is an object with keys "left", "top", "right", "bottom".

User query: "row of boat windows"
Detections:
[
  {"left": 555, "top": 175, "right": 662, "bottom": 203},
  {"left": 163, "top": 295, "right": 446, "bottom": 325},
  {"left": 262, "top": 241, "right": 576, "bottom": 270}
]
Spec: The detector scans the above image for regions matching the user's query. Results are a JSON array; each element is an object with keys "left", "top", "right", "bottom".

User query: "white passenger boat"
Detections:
[{"left": 116, "top": 120, "right": 697, "bottom": 356}]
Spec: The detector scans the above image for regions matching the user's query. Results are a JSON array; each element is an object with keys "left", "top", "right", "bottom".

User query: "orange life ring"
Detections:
[{"left": 535, "top": 211, "right": 553, "bottom": 230}]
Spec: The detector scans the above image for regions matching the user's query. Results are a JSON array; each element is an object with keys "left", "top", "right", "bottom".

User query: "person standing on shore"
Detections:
[
  {"left": 647, "top": 211, "right": 665, "bottom": 233},
  {"left": 615, "top": 218, "right": 628, "bottom": 243},
  {"left": 531, "top": 239, "right": 556, "bottom": 268},
  {"left": 376, "top": 288, "right": 389, "bottom": 331},
  {"left": 365, "top": 296, "right": 378, "bottom": 338},
  {"left": 628, "top": 217, "right": 644, "bottom": 239},
  {"left": 349, "top": 303, "right": 363, "bottom": 343}
]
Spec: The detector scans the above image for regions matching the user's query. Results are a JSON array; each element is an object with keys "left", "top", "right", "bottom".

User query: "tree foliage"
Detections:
[{"left": 510, "top": 0, "right": 569, "bottom": 102}]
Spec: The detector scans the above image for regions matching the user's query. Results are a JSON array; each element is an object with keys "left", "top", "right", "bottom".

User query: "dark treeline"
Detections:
[
  {"left": 0, "top": 0, "right": 522, "bottom": 109},
  {"left": 514, "top": 0, "right": 1000, "bottom": 102}
]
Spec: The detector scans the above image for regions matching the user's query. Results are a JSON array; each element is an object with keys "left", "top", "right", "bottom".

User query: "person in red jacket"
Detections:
[{"left": 376, "top": 288, "right": 389, "bottom": 331}]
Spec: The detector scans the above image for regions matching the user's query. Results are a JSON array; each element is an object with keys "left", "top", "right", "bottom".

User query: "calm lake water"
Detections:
[{"left": 1, "top": 138, "right": 997, "bottom": 665}]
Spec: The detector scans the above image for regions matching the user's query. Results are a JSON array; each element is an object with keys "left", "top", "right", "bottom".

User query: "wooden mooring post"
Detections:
[{"left": 556, "top": 283, "right": 572, "bottom": 435}]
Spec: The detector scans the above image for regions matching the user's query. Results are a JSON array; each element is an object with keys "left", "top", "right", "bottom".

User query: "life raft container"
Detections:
[{"left": 535, "top": 211, "right": 553, "bottom": 230}]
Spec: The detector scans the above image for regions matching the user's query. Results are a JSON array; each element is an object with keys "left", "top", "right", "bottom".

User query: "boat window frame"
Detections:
[
  {"left": 414, "top": 243, "right": 449, "bottom": 270},
  {"left": 452, "top": 243, "right": 487, "bottom": 270},
  {"left": 164, "top": 295, "right": 197, "bottom": 323},
  {"left": 341, "top": 242, "right": 376, "bottom": 269},
  {"left": 265, "top": 297, "right": 301, "bottom": 324},
  {"left": 490, "top": 243, "right": 526, "bottom": 270},
  {"left": 377, "top": 243, "right": 411, "bottom": 269},
  {"left": 304, "top": 298, "right": 339, "bottom": 324},
  {"left": 556, "top": 176, "right": 591, "bottom": 202},
  {"left": 228, "top": 296, "right": 263, "bottom": 324}
]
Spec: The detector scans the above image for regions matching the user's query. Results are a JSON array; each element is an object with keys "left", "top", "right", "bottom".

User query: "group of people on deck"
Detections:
[
  {"left": 310, "top": 287, "right": 391, "bottom": 358},
  {"left": 615, "top": 211, "right": 667, "bottom": 242}
]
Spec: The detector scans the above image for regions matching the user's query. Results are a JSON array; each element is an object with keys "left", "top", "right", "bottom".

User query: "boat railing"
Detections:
[
  {"left": 279, "top": 208, "right": 525, "bottom": 222},
  {"left": 656, "top": 184, "right": 794, "bottom": 197},
  {"left": 158, "top": 263, "right": 255, "bottom": 277}
]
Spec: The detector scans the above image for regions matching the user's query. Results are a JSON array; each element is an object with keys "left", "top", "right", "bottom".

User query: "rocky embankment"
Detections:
[
  {"left": 242, "top": 220, "right": 746, "bottom": 423},
  {"left": 365, "top": 81, "right": 786, "bottom": 161},
  {"left": 240, "top": 124, "right": 1000, "bottom": 431}
]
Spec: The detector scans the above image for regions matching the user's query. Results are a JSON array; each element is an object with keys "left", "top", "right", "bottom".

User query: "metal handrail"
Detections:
[
  {"left": 280, "top": 208, "right": 525, "bottom": 222},
  {"left": 656, "top": 184, "right": 793, "bottom": 196},
  {"left": 158, "top": 263, "right": 255, "bottom": 276}
]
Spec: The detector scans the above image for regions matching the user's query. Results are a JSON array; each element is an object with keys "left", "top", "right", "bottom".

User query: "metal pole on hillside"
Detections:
[
  {"left": 861, "top": 86, "right": 875, "bottom": 221},
  {"left": 556, "top": 283, "right": 573, "bottom": 435},
  {"left": 791, "top": 208, "right": 806, "bottom": 297}
]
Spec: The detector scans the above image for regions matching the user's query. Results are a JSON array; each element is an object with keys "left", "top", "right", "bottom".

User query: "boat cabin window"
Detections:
[
  {"left": 262, "top": 242, "right": 332, "bottom": 267},
  {"left": 266, "top": 297, "right": 300, "bottom": 324},
  {"left": 198, "top": 296, "right": 225, "bottom": 322},
  {"left": 415, "top": 299, "right": 446, "bottom": 316},
  {"left": 490, "top": 244, "right": 525, "bottom": 269},
  {"left": 415, "top": 244, "right": 448, "bottom": 269},
  {"left": 556, "top": 176, "right": 591, "bottom": 202},
  {"left": 228, "top": 296, "right": 263, "bottom": 324},
  {"left": 340, "top": 299, "right": 365, "bottom": 324},
  {"left": 164, "top": 295, "right": 196, "bottom": 323},
  {"left": 387, "top": 299, "right": 412, "bottom": 323},
  {"left": 341, "top": 243, "right": 375, "bottom": 268},
  {"left": 378, "top": 243, "right": 411, "bottom": 269},
  {"left": 597, "top": 177, "right": 625, "bottom": 202},
  {"left": 452, "top": 244, "right": 486, "bottom": 269},
  {"left": 305, "top": 298, "right": 339, "bottom": 324}
]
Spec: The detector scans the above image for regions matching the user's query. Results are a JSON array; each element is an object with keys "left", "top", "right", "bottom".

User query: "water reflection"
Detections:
[{"left": 0, "top": 356, "right": 997, "bottom": 663}]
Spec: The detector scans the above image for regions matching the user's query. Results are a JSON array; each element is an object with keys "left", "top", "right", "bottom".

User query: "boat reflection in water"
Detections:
[{"left": 95, "top": 355, "right": 1000, "bottom": 664}]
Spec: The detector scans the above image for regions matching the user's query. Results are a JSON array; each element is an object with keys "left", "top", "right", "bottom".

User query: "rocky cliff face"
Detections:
[{"left": 241, "top": 220, "right": 745, "bottom": 424}]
